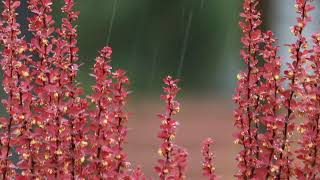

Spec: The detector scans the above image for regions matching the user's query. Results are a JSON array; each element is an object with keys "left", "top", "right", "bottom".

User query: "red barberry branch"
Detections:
[
  {"left": 258, "top": 31, "right": 282, "bottom": 179},
  {"left": 53, "top": 0, "right": 84, "bottom": 178},
  {"left": 155, "top": 76, "right": 188, "bottom": 180},
  {"left": 201, "top": 138, "right": 217, "bottom": 180},
  {"left": 87, "top": 46, "right": 113, "bottom": 178},
  {"left": 277, "top": 0, "right": 314, "bottom": 179},
  {"left": 295, "top": 31, "right": 320, "bottom": 179},
  {"left": 172, "top": 146, "right": 188, "bottom": 179},
  {"left": 234, "top": 0, "right": 263, "bottom": 178},
  {"left": 110, "top": 68, "right": 131, "bottom": 177},
  {"left": 0, "top": 0, "right": 29, "bottom": 178},
  {"left": 27, "top": 0, "right": 56, "bottom": 177}
]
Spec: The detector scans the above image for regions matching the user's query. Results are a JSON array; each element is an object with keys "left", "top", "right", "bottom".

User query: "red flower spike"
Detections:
[
  {"left": 51, "top": 0, "right": 86, "bottom": 179},
  {"left": 201, "top": 138, "right": 217, "bottom": 180},
  {"left": 24, "top": 0, "right": 57, "bottom": 177},
  {"left": 276, "top": 0, "right": 314, "bottom": 179},
  {"left": 0, "top": 0, "right": 29, "bottom": 178},
  {"left": 295, "top": 32, "right": 320, "bottom": 179},
  {"left": 234, "top": 0, "right": 264, "bottom": 178},
  {"left": 155, "top": 76, "right": 188, "bottom": 180},
  {"left": 256, "top": 31, "right": 283, "bottom": 180},
  {"left": 236, "top": 0, "right": 316, "bottom": 179},
  {"left": 2, "top": 0, "right": 320, "bottom": 179},
  {"left": 86, "top": 46, "right": 115, "bottom": 178},
  {"left": 87, "top": 46, "right": 134, "bottom": 179},
  {"left": 132, "top": 167, "right": 147, "bottom": 180},
  {"left": 109, "top": 68, "right": 131, "bottom": 178}
]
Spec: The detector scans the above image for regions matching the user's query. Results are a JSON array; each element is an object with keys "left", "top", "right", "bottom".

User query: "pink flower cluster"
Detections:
[
  {"left": 0, "top": 1, "right": 218, "bottom": 179},
  {"left": 7, "top": 0, "right": 320, "bottom": 179},
  {"left": 154, "top": 76, "right": 188, "bottom": 180},
  {"left": 235, "top": 0, "right": 320, "bottom": 179},
  {"left": 201, "top": 138, "right": 217, "bottom": 180}
]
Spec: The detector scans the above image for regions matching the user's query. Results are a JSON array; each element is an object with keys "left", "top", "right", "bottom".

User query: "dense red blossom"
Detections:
[
  {"left": 235, "top": 0, "right": 318, "bottom": 179},
  {"left": 234, "top": 0, "right": 264, "bottom": 178},
  {"left": 87, "top": 46, "right": 134, "bottom": 179},
  {"left": 295, "top": 31, "right": 320, "bottom": 179},
  {"left": 87, "top": 46, "right": 114, "bottom": 179},
  {"left": 201, "top": 138, "right": 217, "bottom": 180},
  {"left": 155, "top": 76, "right": 188, "bottom": 180},
  {"left": 0, "top": 0, "right": 29, "bottom": 178},
  {"left": 255, "top": 30, "right": 283, "bottom": 179},
  {"left": 277, "top": 0, "right": 314, "bottom": 179},
  {"left": 109, "top": 68, "right": 131, "bottom": 177},
  {"left": 3, "top": 0, "right": 320, "bottom": 179}
]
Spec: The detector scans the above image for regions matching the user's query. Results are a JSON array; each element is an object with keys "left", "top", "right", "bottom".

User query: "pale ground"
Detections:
[{"left": 125, "top": 96, "right": 238, "bottom": 179}]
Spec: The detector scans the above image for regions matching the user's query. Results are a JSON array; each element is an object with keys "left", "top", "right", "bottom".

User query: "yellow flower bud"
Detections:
[
  {"left": 115, "top": 154, "right": 121, "bottom": 160},
  {"left": 15, "top": 61, "right": 22, "bottom": 68},
  {"left": 63, "top": 106, "right": 68, "bottom": 113},
  {"left": 18, "top": 48, "right": 25, "bottom": 54},
  {"left": 163, "top": 169, "right": 169, "bottom": 174},
  {"left": 80, "top": 156, "right": 85, "bottom": 163},
  {"left": 158, "top": 149, "right": 163, "bottom": 156},
  {"left": 102, "top": 160, "right": 108, "bottom": 167},
  {"left": 80, "top": 141, "right": 88, "bottom": 147},
  {"left": 55, "top": 149, "right": 62, "bottom": 155},
  {"left": 22, "top": 153, "right": 30, "bottom": 159},
  {"left": 31, "top": 139, "right": 37, "bottom": 145},
  {"left": 45, "top": 154, "right": 50, "bottom": 160},
  {"left": 42, "top": 39, "right": 48, "bottom": 45},
  {"left": 288, "top": 71, "right": 294, "bottom": 78}
]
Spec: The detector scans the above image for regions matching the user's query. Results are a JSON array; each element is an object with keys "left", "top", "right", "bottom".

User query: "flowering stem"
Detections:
[
  {"left": 155, "top": 76, "right": 185, "bottom": 179},
  {"left": 265, "top": 77, "right": 279, "bottom": 179},
  {"left": 235, "top": 0, "right": 263, "bottom": 178},
  {"left": 277, "top": 1, "right": 309, "bottom": 178},
  {"left": 111, "top": 70, "right": 130, "bottom": 177},
  {"left": 201, "top": 138, "right": 216, "bottom": 180},
  {"left": 2, "top": 117, "right": 13, "bottom": 180}
]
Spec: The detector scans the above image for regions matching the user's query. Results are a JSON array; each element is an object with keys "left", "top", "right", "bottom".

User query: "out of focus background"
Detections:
[
  {"left": 1, "top": 0, "right": 320, "bottom": 179},
  {"left": 76, "top": 0, "right": 241, "bottom": 178}
]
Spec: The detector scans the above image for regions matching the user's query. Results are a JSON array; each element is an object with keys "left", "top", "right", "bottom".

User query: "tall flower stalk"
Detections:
[
  {"left": 87, "top": 47, "right": 132, "bottom": 179},
  {"left": 276, "top": 0, "right": 314, "bottom": 178},
  {"left": 234, "top": 0, "right": 263, "bottom": 178},
  {"left": 87, "top": 46, "right": 114, "bottom": 178},
  {"left": 52, "top": 0, "right": 86, "bottom": 178},
  {"left": 295, "top": 31, "right": 320, "bottom": 179},
  {"left": 0, "top": 0, "right": 28, "bottom": 178},
  {"left": 201, "top": 138, "right": 217, "bottom": 180},
  {"left": 257, "top": 30, "right": 282, "bottom": 179},
  {"left": 27, "top": 0, "right": 57, "bottom": 177},
  {"left": 2, "top": 0, "right": 320, "bottom": 179},
  {"left": 155, "top": 76, "right": 188, "bottom": 180}
]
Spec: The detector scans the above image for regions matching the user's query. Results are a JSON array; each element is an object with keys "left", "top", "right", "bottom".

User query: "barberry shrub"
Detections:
[
  {"left": 234, "top": 0, "right": 320, "bottom": 179},
  {"left": 0, "top": 0, "right": 215, "bottom": 179},
  {"left": 4, "top": 0, "right": 320, "bottom": 179}
]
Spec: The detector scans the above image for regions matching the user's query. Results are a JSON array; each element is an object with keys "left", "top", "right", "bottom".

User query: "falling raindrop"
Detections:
[
  {"left": 177, "top": 10, "right": 193, "bottom": 79},
  {"left": 149, "top": 47, "right": 160, "bottom": 89},
  {"left": 106, "top": 0, "right": 119, "bottom": 44},
  {"left": 182, "top": 7, "right": 185, "bottom": 24},
  {"left": 200, "top": 0, "right": 205, "bottom": 9}
]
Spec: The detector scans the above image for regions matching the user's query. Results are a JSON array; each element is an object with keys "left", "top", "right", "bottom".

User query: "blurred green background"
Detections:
[
  {"left": 1, "top": 0, "right": 243, "bottom": 97},
  {"left": 5, "top": 0, "right": 320, "bottom": 178},
  {"left": 10, "top": 0, "right": 319, "bottom": 96},
  {"left": 53, "top": 0, "right": 242, "bottom": 96}
]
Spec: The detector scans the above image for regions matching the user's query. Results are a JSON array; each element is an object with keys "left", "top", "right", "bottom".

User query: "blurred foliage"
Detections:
[
  {"left": 75, "top": 0, "right": 241, "bottom": 95},
  {"left": 1, "top": 0, "right": 241, "bottom": 97}
]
